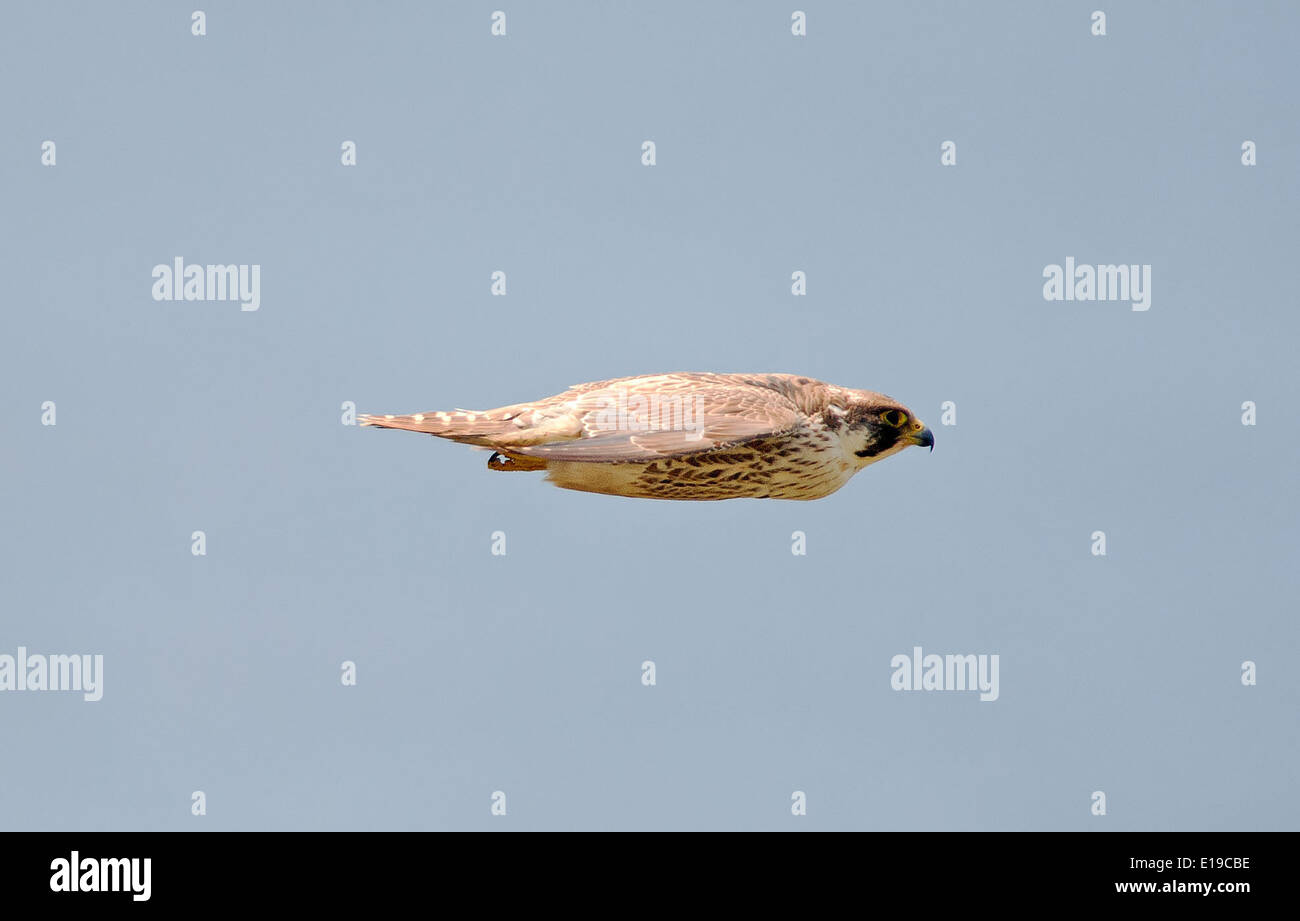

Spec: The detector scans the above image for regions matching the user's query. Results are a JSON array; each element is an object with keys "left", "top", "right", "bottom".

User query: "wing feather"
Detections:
[{"left": 512, "top": 377, "right": 804, "bottom": 462}]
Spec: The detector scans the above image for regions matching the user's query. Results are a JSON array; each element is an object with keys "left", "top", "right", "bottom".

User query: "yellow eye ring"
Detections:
[{"left": 881, "top": 410, "right": 908, "bottom": 427}]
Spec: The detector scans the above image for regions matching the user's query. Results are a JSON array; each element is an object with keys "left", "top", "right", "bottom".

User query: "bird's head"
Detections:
[{"left": 839, "top": 394, "right": 934, "bottom": 465}]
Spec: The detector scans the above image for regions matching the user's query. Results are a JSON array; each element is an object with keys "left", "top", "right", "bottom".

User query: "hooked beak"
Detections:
[{"left": 907, "top": 424, "right": 935, "bottom": 452}]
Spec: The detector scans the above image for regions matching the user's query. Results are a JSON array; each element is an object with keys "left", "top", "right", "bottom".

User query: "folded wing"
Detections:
[{"left": 512, "top": 378, "right": 803, "bottom": 462}]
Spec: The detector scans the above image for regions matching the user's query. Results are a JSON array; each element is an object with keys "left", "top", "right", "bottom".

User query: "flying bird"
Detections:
[{"left": 360, "top": 372, "right": 933, "bottom": 500}]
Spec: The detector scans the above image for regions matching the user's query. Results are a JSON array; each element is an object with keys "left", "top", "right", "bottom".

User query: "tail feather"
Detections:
[
  {"left": 359, "top": 410, "right": 518, "bottom": 446},
  {"left": 360, "top": 399, "right": 583, "bottom": 451}
]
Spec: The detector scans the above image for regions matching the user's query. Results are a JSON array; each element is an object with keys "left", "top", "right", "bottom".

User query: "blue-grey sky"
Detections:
[{"left": 1, "top": 1, "right": 1296, "bottom": 830}]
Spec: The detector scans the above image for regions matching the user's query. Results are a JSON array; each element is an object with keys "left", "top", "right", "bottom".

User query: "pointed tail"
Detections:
[{"left": 359, "top": 409, "right": 521, "bottom": 446}]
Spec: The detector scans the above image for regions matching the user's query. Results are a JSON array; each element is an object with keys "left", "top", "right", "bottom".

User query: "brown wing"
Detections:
[{"left": 510, "top": 375, "right": 804, "bottom": 463}]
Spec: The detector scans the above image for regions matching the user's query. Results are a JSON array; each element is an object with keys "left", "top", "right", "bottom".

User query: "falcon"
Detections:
[{"left": 359, "top": 372, "right": 933, "bottom": 500}]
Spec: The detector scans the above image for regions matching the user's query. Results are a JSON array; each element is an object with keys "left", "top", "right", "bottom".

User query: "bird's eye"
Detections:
[{"left": 881, "top": 410, "right": 908, "bottom": 427}]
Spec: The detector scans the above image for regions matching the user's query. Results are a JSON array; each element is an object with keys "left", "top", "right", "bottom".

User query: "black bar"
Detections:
[{"left": 1, "top": 832, "right": 1280, "bottom": 906}]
